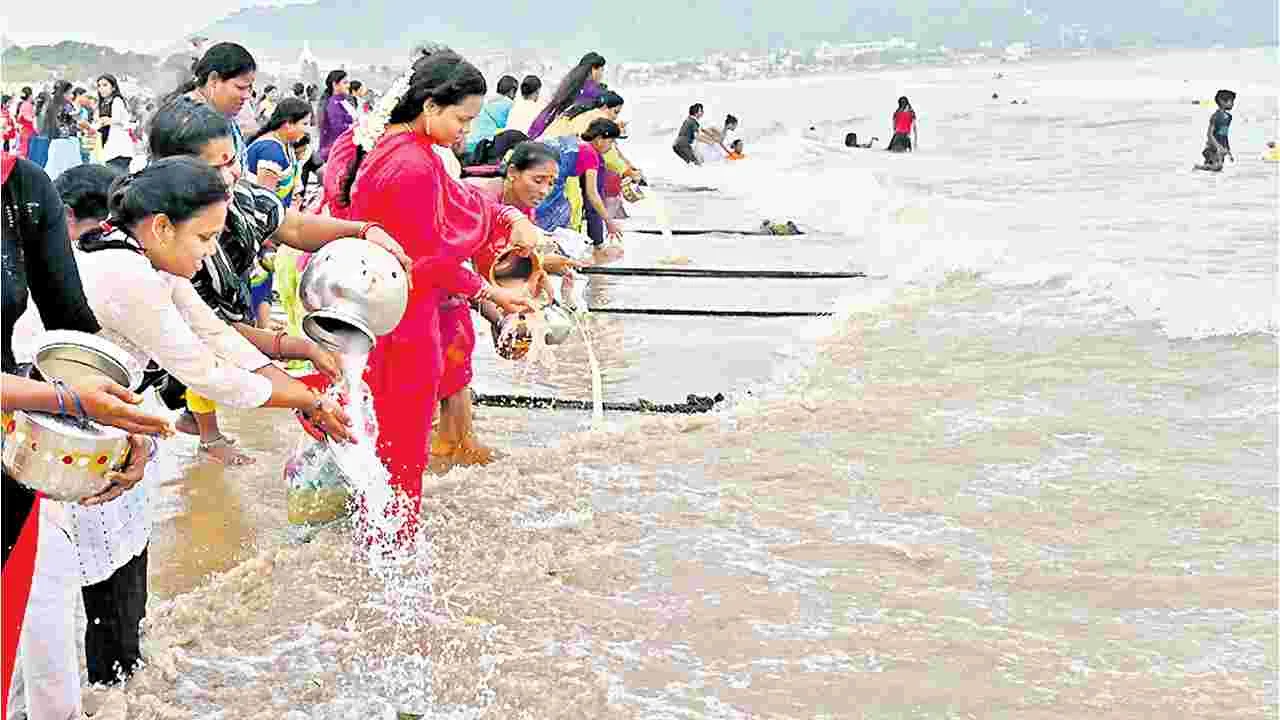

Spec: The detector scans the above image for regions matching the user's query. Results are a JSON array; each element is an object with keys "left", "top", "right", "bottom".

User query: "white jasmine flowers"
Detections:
[{"left": 353, "top": 68, "right": 415, "bottom": 153}]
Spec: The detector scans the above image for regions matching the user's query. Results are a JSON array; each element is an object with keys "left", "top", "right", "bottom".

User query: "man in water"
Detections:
[
  {"left": 673, "top": 103, "right": 703, "bottom": 165},
  {"left": 1196, "top": 89, "right": 1235, "bottom": 172}
]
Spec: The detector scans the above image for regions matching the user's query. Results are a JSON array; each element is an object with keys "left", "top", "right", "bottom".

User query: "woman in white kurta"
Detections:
[
  {"left": 94, "top": 74, "right": 136, "bottom": 173},
  {"left": 65, "top": 157, "right": 354, "bottom": 693}
]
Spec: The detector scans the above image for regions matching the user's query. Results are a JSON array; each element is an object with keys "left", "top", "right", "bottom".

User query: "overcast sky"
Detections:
[
  {"left": 2, "top": 0, "right": 312, "bottom": 52},
  {"left": 3, "top": 0, "right": 1272, "bottom": 56}
]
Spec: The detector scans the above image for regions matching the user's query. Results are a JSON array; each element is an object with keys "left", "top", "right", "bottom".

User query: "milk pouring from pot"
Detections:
[{"left": 297, "top": 239, "right": 409, "bottom": 509}]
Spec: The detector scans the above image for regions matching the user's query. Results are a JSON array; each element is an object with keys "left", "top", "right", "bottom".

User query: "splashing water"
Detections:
[
  {"left": 326, "top": 351, "right": 402, "bottom": 548},
  {"left": 310, "top": 349, "right": 498, "bottom": 715},
  {"left": 573, "top": 313, "right": 606, "bottom": 426},
  {"left": 649, "top": 190, "right": 691, "bottom": 265}
]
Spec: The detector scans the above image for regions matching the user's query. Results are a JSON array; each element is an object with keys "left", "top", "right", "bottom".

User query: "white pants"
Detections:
[{"left": 6, "top": 503, "right": 81, "bottom": 719}]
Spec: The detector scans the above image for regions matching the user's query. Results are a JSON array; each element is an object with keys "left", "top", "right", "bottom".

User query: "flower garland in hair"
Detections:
[{"left": 353, "top": 67, "right": 415, "bottom": 152}]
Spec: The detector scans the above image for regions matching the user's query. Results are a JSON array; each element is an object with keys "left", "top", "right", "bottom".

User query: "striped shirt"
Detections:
[{"left": 190, "top": 179, "right": 285, "bottom": 323}]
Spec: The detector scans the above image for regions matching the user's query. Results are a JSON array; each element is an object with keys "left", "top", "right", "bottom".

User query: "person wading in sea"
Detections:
[{"left": 672, "top": 103, "right": 704, "bottom": 165}]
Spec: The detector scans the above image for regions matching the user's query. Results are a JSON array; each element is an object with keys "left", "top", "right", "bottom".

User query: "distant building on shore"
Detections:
[{"left": 1004, "top": 42, "right": 1032, "bottom": 61}]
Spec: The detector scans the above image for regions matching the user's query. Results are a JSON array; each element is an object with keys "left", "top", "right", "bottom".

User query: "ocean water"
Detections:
[{"left": 79, "top": 48, "right": 1277, "bottom": 719}]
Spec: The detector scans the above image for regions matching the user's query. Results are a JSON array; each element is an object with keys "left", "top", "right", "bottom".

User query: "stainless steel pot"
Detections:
[
  {"left": 299, "top": 238, "right": 409, "bottom": 354},
  {"left": 35, "top": 330, "right": 139, "bottom": 389},
  {"left": 2, "top": 331, "right": 137, "bottom": 501}
]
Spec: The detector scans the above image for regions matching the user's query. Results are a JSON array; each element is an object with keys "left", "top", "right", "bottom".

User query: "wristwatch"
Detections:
[{"left": 301, "top": 388, "right": 325, "bottom": 417}]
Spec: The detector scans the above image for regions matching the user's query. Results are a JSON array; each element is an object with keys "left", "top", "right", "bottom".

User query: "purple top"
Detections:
[
  {"left": 317, "top": 95, "right": 354, "bottom": 163},
  {"left": 528, "top": 78, "right": 605, "bottom": 139},
  {"left": 577, "top": 78, "right": 603, "bottom": 106}
]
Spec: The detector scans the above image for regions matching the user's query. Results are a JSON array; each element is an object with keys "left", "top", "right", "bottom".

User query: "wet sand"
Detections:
[{"left": 116, "top": 277, "right": 1277, "bottom": 718}]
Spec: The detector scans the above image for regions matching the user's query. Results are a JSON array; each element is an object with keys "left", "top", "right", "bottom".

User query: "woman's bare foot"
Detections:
[
  {"left": 430, "top": 434, "right": 456, "bottom": 458},
  {"left": 453, "top": 435, "right": 495, "bottom": 466},
  {"left": 199, "top": 435, "right": 255, "bottom": 466},
  {"left": 592, "top": 245, "right": 624, "bottom": 264}
]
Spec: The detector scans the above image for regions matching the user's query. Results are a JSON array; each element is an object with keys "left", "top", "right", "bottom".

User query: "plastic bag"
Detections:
[
  {"left": 284, "top": 373, "right": 377, "bottom": 525},
  {"left": 284, "top": 439, "right": 351, "bottom": 526}
]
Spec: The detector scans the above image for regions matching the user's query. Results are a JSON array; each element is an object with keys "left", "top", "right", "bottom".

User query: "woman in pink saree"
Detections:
[{"left": 340, "top": 49, "right": 542, "bottom": 534}]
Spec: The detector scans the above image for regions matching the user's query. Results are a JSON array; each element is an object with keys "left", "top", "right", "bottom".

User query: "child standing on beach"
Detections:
[{"left": 1196, "top": 89, "right": 1235, "bottom": 172}]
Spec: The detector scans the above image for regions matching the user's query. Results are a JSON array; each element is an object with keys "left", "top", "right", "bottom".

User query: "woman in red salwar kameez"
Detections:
[{"left": 342, "top": 50, "right": 539, "bottom": 531}]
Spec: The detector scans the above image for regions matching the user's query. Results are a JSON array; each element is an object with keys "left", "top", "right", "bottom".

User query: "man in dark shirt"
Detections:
[
  {"left": 672, "top": 103, "right": 704, "bottom": 165},
  {"left": 1197, "top": 89, "right": 1235, "bottom": 172}
]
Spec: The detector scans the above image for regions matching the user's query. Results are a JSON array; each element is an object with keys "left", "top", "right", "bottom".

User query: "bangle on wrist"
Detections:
[
  {"left": 273, "top": 330, "right": 286, "bottom": 360},
  {"left": 357, "top": 221, "right": 383, "bottom": 240},
  {"left": 55, "top": 381, "right": 87, "bottom": 419},
  {"left": 70, "top": 389, "right": 87, "bottom": 419},
  {"left": 51, "top": 379, "right": 68, "bottom": 416}
]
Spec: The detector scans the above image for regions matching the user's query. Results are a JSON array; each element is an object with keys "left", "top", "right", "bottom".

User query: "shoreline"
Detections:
[{"left": 615, "top": 45, "right": 1275, "bottom": 94}]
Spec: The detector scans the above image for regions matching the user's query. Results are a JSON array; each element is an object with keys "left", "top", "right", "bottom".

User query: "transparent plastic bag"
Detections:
[
  {"left": 284, "top": 374, "right": 378, "bottom": 525},
  {"left": 284, "top": 440, "right": 351, "bottom": 526}
]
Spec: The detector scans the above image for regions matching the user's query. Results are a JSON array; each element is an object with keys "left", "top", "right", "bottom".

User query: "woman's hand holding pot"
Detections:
[
  {"left": 490, "top": 286, "right": 535, "bottom": 314},
  {"left": 82, "top": 435, "right": 153, "bottom": 506},
  {"left": 69, "top": 378, "right": 172, "bottom": 436},
  {"left": 508, "top": 220, "right": 542, "bottom": 255},
  {"left": 307, "top": 343, "right": 345, "bottom": 383},
  {"left": 362, "top": 226, "right": 414, "bottom": 286},
  {"left": 541, "top": 254, "right": 581, "bottom": 275}
]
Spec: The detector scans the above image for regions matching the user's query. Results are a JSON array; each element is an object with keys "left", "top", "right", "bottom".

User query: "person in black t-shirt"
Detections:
[
  {"left": 1196, "top": 89, "right": 1235, "bottom": 172},
  {"left": 673, "top": 103, "right": 704, "bottom": 165}
]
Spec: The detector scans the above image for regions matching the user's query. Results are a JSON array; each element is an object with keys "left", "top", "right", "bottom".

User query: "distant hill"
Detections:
[
  {"left": 1, "top": 41, "right": 190, "bottom": 87},
  {"left": 184, "top": 0, "right": 1275, "bottom": 63}
]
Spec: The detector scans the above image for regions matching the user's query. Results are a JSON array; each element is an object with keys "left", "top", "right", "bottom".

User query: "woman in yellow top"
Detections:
[{"left": 541, "top": 92, "right": 641, "bottom": 229}]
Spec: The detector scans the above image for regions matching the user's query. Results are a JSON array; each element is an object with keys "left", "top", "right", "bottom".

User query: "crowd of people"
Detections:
[
  {"left": 1, "top": 40, "right": 649, "bottom": 718},
  {"left": 0, "top": 66, "right": 376, "bottom": 193},
  {"left": 0, "top": 77, "right": 151, "bottom": 178}
]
